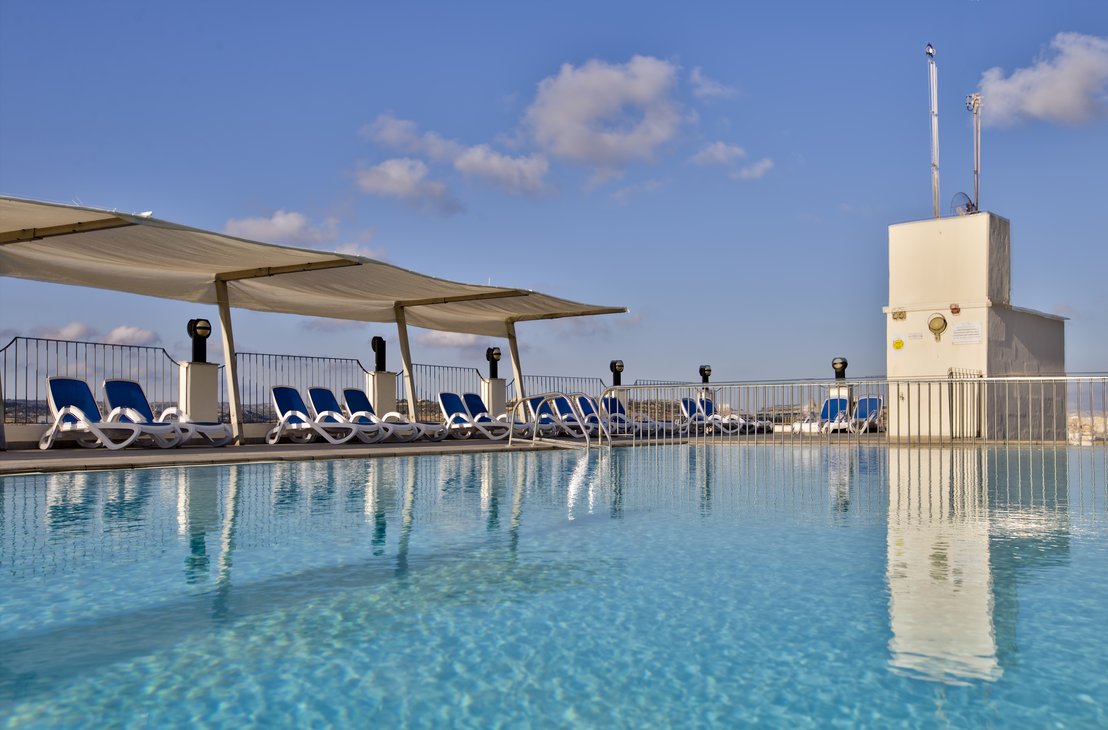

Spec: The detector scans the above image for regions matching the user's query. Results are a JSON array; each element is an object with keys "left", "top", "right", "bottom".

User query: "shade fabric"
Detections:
[{"left": 0, "top": 197, "right": 625, "bottom": 337}]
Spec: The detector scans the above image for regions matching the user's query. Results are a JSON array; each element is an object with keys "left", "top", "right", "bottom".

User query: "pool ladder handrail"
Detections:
[{"left": 506, "top": 391, "right": 608, "bottom": 450}]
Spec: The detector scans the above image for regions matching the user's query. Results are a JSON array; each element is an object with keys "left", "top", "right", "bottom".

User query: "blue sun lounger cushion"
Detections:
[
  {"left": 39, "top": 376, "right": 143, "bottom": 450},
  {"left": 104, "top": 378, "right": 231, "bottom": 447}
]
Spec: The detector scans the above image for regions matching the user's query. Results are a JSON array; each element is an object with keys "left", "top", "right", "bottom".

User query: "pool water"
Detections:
[{"left": 2, "top": 445, "right": 1107, "bottom": 727}]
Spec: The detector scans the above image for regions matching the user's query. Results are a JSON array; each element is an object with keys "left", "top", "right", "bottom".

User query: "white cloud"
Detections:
[
  {"left": 453, "top": 145, "right": 550, "bottom": 195},
  {"left": 334, "top": 241, "right": 388, "bottom": 260},
  {"left": 103, "top": 326, "right": 161, "bottom": 346},
  {"left": 689, "top": 67, "right": 736, "bottom": 100},
  {"left": 364, "top": 115, "right": 550, "bottom": 196},
  {"left": 690, "top": 141, "right": 747, "bottom": 166},
  {"left": 732, "top": 158, "right": 774, "bottom": 180},
  {"left": 33, "top": 321, "right": 97, "bottom": 341},
  {"left": 223, "top": 210, "right": 338, "bottom": 245},
  {"left": 610, "top": 179, "right": 664, "bottom": 205},
  {"left": 356, "top": 158, "right": 463, "bottom": 215},
  {"left": 525, "top": 55, "right": 681, "bottom": 174},
  {"left": 979, "top": 32, "right": 1108, "bottom": 126},
  {"left": 362, "top": 113, "right": 464, "bottom": 162},
  {"left": 415, "top": 331, "right": 481, "bottom": 349}
]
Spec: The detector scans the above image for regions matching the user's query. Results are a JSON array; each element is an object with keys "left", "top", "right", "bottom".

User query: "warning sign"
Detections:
[{"left": 952, "top": 322, "right": 983, "bottom": 345}]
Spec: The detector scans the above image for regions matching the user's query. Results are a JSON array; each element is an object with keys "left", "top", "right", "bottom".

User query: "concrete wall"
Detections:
[
  {"left": 988, "top": 307, "right": 1065, "bottom": 376},
  {"left": 886, "top": 305, "right": 989, "bottom": 379},
  {"left": 888, "top": 213, "right": 1010, "bottom": 310},
  {"left": 886, "top": 212, "right": 1066, "bottom": 441}
]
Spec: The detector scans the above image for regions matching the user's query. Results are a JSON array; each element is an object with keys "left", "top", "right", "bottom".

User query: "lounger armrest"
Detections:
[
  {"left": 280, "top": 409, "right": 313, "bottom": 424},
  {"left": 348, "top": 410, "right": 378, "bottom": 423},
  {"left": 56, "top": 404, "right": 93, "bottom": 424},
  {"left": 315, "top": 410, "right": 347, "bottom": 423},
  {"left": 381, "top": 410, "right": 409, "bottom": 422},
  {"left": 158, "top": 407, "right": 184, "bottom": 422},
  {"left": 106, "top": 406, "right": 147, "bottom": 424}
]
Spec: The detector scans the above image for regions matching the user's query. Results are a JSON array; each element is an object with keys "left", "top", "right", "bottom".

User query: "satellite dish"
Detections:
[{"left": 951, "top": 192, "right": 976, "bottom": 216}]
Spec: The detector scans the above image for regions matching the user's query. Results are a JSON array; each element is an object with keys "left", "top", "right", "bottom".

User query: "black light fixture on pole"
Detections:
[
  {"left": 699, "top": 365, "right": 712, "bottom": 384},
  {"left": 832, "top": 357, "right": 848, "bottom": 380},
  {"left": 609, "top": 359, "right": 624, "bottom": 386},
  {"left": 486, "top": 347, "right": 502, "bottom": 379},
  {"left": 371, "top": 336, "right": 387, "bottom": 372},
  {"left": 187, "top": 318, "right": 212, "bottom": 363}
]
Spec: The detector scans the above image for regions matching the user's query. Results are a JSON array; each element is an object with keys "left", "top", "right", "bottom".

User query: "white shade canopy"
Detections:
[{"left": 0, "top": 196, "right": 626, "bottom": 337}]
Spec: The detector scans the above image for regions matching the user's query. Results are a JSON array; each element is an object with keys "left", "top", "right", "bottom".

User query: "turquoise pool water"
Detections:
[{"left": 2, "top": 445, "right": 1107, "bottom": 727}]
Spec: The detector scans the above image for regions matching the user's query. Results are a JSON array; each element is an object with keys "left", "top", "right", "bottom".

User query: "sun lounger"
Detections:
[
  {"left": 104, "top": 378, "right": 232, "bottom": 447},
  {"left": 680, "top": 397, "right": 742, "bottom": 435},
  {"left": 849, "top": 396, "right": 883, "bottom": 433},
  {"left": 343, "top": 388, "right": 446, "bottom": 441},
  {"left": 306, "top": 387, "right": 391, "bottom": 443},
  {"left": 266, "top": 385, "right": 358, "bottom": 445},
  {"left": 439, "top": 392, "right": 508, "bottom": 440},
  {"left": 573, "top": 395, "right": 618, "bottom": 440},
  {"left": 39, "top": 376, "right": 143, "bottom": 450},
  {"left": 791, "top": 397, "right": 850, "bottom": 434},
  {"left": 462, "top": 392, "right": 531, "bottom": 438},
  {"left": 600, "top": 396, "right": 667, "bottom": 436}
]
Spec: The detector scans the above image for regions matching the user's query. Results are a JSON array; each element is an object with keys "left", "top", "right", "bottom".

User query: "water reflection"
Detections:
[
  {"left": 885, "top": 446, "right": 1070, "bottom": 684},
  {"left": 4, "top": 445, "right": 1094, "bottom": 702}
]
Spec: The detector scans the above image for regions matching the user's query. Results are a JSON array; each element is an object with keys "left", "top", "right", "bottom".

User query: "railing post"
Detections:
[{"left": 0, "top": 366, "right": 6, "bottom": 451}]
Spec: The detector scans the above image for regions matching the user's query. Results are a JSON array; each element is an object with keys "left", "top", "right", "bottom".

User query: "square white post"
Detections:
[
  {"left": 367, "top": 371, "right": 398, "bottom": 415},
  {"left": 481, "top": 378, "right": 507, "bottom": 418},
  {"left": 179, "top": 361, "right": 220, "bottom": 423}
]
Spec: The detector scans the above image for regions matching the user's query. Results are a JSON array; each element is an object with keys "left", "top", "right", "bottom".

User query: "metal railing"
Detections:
[
  {"left": 235, "top": 352, "right": 372, "bottom": 423},
  {"left": 1, "top": 336, "right": 182, "bottom": 425},
  {"left": 510, "top": 375, "right": 608, "bottom": 402},
  {"left": 402, "top": 364, "right": 487, "bottom": 422},
  {"left": 593, "top": 376, "right": 1108, "bottom": 448},
  {"left": 3, "top": 335, "right": 1105, "bottom": 449}
]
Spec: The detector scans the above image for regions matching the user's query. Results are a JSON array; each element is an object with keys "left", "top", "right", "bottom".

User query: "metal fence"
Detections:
[
  {"left": 511, "top": 375, "right": 609, "bottom": 402},
  {"left": 1, "top": 336, "right": 182, "bottom": 425},
  {"left": 3, "top": 336, "right": 1105, "bottom": 448},
  {"left": 595, "top": 376, "right": 1108, "bottom": 447},
  {"left": 235, "top": 352, "right": 372, "bottom": 423},
  {"left": 402, "top": 364, "right": 487, "bottom": 422}
]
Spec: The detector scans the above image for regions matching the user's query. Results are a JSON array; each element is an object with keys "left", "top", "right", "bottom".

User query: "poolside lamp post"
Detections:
[
  {"left": 699, "top": 365, "right": 712, "bottom": 384},
  {"left": 368, "top": 336, "right": 398, "bottom": 415},
  {"left": 187, "top": 318, "right": 212, "bottom": 363},
  {"left": 830, "top": 357, "right": 852, "bottom": 413},
  {"left": 610, "top": 359, "right": 624, "bottom": 387},
  {"left": 180, "top": 318, "right": 219, "bottom": 425},
  {"left": 482, "top": 347, "right": 507, "bottom": 418},
  {"left": 372, "top": 336, "right": 387, "bottom": 372},
  {"left": 486, "top": 347, "right": 501, "bottom": 379}
]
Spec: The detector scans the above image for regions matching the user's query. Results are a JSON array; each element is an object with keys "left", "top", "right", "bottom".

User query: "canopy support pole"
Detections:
[
  {"left": 395, "top": 306, "right": 418, "bottom": 420},
  {"left": 215, "top": 280, "right": 244, "bottom": 444},
  {"left": 507, "top": 321, "right": 526, "bottom": 403}
]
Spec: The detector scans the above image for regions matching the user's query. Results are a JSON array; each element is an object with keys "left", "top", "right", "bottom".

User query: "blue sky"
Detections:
[{"left": 2, "top": 1, "right": 1106, "bottom": 381}]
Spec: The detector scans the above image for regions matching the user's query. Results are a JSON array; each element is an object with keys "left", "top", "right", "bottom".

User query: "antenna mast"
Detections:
[
  {"left": 926, "top": 44, "right": 940, "bottom": 218},
  {"left": 966, "top": 92, "right": 981, "bottom": 212}
]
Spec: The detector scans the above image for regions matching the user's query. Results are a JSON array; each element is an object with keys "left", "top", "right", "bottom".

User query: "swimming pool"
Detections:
[{"left": 2, "top": 445, "right": 1107, "bottom": 727}]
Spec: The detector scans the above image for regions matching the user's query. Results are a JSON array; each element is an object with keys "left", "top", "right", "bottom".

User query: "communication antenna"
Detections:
[
  {"left": 966, "top": 92, "right": 981, "bottom": 212},
  {"left": 926, "top": 43, "right": 940, "bottom": 218}
]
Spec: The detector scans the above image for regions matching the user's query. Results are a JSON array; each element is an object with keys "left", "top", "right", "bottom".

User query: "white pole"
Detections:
[
  {"left": 506, "top": 321, "right": 526, "bottom": 403},
  {"left": 215, "top": 280, "right": 243, "bottom": 444},
  {"left": 969, "top": 92, "right": 982, "bottom": 211},
  {"left": 927, "top": 44, "right": 940, "bottom": 219},
  {"left": 394, "top": 306, "right": 418, "bottom": 420}
]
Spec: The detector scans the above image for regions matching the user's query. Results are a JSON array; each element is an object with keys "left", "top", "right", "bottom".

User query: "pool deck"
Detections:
[{"left": 0, "top": 439, "right": 571, "bottom": 476}]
